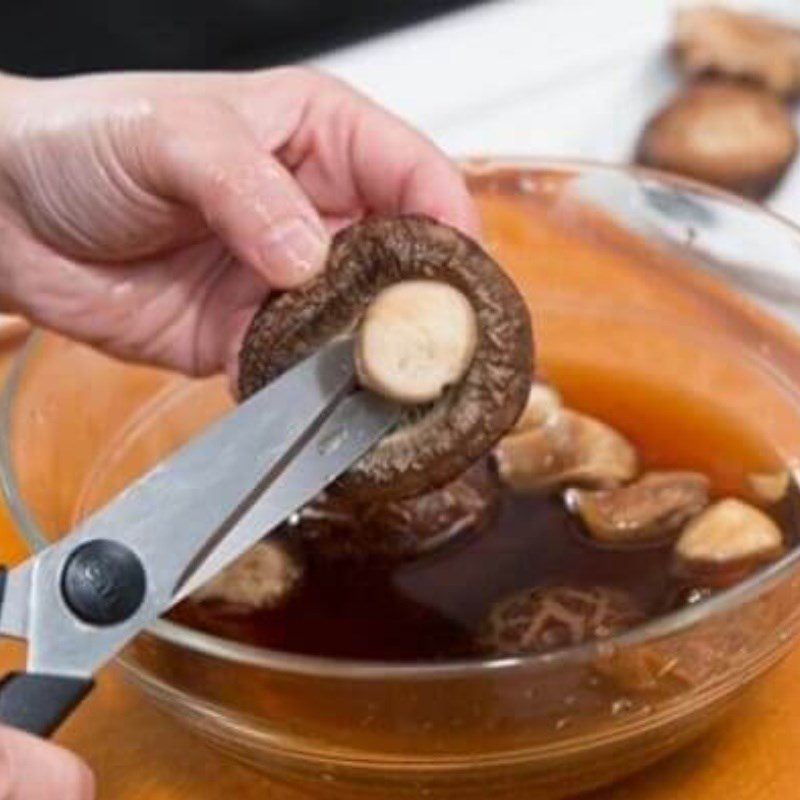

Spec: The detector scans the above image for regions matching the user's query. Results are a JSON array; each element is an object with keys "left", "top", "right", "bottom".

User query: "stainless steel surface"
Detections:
[
  {"left": 12, "top": 337, "right": 395, "bottom": 677},
  {"left": 175, "top": 388, "right": 401, "bottom": 601},
  {"left": 0, "top": 561, "right": 31, "bottom": 638}
]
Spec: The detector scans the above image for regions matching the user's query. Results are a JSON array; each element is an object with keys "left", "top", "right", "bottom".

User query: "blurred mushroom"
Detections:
[
  {"left": 748, "top": 470, "right": 790, "bottom": 505},
  {"left": 566, "top": 471, "right": 710, "bottom": 545},
  {"left": 674, "top": 6, "right": 800, "bottom": 98},
  {"left": 477, "top": 584, "right": 644, "bottom": 657},
  {"left": 192, "top": 540, "right": 304, "bottom": 613},
  {"left": 675, "top": 498, "right": 785, "bottom": 586},
  {"left": 636, "top": 81, "right": 797, "bottom": 200},
  {"left": 495, "top": 410, "right": 637, "bottom": 492},
  {"left": 292, "top": 458, "right": 500, "bottom": 563}
]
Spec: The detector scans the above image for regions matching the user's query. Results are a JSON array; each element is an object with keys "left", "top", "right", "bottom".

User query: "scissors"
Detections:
[{"left": 0, "top": 336, "right": 400, "bottom": 737}]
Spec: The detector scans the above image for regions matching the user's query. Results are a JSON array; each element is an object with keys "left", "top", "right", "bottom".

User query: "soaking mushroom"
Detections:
[
  {"left": 477, "top": 584, "right": 644, "bottom": 657},
  {"left": 291, "top": 458, "right": 500, "bottom": 562},
  {"left": 192, "top": 540, "right": 304, "bottom": 612},
  {"left": 494, "top": 410, "right": 637, "bottom": 492},
  {"left": 674, "top": 498, "right": 785, "bottom": 585},
  {"left": 748, "top": 470, "right": 790, "bottom": 505},
  {"left": 239, "top": 215, "right": 533, "bottom": 502},
  {"left": 566, "top": 471, "right": 710, "bottom": 545}
]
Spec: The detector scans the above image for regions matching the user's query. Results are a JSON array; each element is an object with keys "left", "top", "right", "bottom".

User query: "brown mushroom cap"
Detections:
[
  {"left": 239, "top": 215, "right": 534, "bottom": 502},
  {"left": 494, "top": 409, "right": 638, "bottom": 493},
  {"left": 567, "top": 471, "right": 710, "bottom": 546},
  {"left": 674, "top": 6, "right": 800, "bottom": 98},
  {"left": 635, "top": 81, "right": 798, "bottom": 199},
  {"left": 291, "top": 458, "right": 501, "bottom": 563},
  {"left": 674, "top": 498, "right": 785, "bottom": 586},
  {"left": 477, "top": 584, "right": 644, "bottom": 657}
]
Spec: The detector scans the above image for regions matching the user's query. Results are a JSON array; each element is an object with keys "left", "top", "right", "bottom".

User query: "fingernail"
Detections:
[{"left": 260, "top": 218, "right": 328, "bottom": 287}]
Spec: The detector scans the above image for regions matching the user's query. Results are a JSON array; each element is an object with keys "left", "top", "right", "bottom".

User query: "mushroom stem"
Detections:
[{"left": 355, "top": 280, "right": 478, "bottom": 405}]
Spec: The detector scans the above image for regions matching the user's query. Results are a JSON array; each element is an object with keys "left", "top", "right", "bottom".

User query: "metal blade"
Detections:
[
  {"left": 173, "top": 389, "right": 401, "bottom": 603},
  {"left": 0, "top": 562, "right": 32, "bottom": 639},
  {"left": 20, "top": 338, "right": 359, "bottom": 677}
]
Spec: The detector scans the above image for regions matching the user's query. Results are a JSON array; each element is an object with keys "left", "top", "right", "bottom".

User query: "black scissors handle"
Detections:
[
  {"left": 0, "top": 673, "right": 94, "bottom": 737},
  {"left": 0, "top": 568, "right": 94, "bottom": 737}
]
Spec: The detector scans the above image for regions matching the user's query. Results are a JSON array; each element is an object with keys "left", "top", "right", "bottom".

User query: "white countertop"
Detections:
[{"left": 315, "top": 0, "right": 800, "bottom": 221}]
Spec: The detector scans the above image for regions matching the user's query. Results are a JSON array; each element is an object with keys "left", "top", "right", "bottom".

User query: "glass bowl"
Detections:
[{"left": 4, "top": 159, "right": 800, "bottom": 799}]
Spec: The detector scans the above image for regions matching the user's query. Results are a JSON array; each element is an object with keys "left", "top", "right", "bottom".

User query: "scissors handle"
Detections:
[
  {"left": 0, "top": 672, "right": 94, "bottom": 737},
  {"left": 0, "top": 568, "right": 94, "bottom": 736}
]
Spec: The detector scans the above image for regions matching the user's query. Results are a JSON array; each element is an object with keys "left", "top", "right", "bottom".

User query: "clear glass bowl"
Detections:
[{"left": 4, "top": 159, "right": 800, "bottom": 799}]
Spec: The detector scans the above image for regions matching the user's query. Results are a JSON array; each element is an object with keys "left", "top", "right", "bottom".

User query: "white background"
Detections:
[{"left": 315, "top": 0, "right": 800, "bottom": 221}]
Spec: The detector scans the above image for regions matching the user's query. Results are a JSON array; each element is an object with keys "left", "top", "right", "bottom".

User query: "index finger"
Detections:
[{"left": 347, "top": 100, "right": 482, "bottom": 239}]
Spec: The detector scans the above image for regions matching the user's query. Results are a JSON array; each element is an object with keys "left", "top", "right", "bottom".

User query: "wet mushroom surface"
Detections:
[
  {"left": 289, "top": 457, "right": 501, "bottom": 563},
  {"left": 566, "top": 471, "right": 710, "bottom": 546},
  {"left": 239, "top": 215, "right": 533, "bottom": 503}
]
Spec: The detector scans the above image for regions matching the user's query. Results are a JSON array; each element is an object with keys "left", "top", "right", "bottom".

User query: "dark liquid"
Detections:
[
  {"left": 170, "top": 488, "right": 796, "bottom": 661},
  {"left": 171, "top": 371, "right": 800, "bottom": 662}
]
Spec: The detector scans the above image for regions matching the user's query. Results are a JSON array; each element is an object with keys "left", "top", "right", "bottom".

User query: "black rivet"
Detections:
[{"left": 61, "top": 540, "right": 146, "bottom": 626}]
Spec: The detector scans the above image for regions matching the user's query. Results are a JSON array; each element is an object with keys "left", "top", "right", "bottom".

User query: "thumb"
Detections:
[
  {"left": 0, "top": 726, "right": 94, "bottom": 799},
  {"left": 141, "top": 97, "right": 329, "bottom": 288}
]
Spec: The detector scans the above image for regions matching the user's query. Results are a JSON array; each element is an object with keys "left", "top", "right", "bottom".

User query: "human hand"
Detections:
[
  {"left": 0, "top": 68, "right": 478, "bottom": 379},
  {"left": 0, "top": 725, "right": 93, "bottom": 799}
]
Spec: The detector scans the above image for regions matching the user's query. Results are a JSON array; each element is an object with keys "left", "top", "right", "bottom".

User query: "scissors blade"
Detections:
[
  {"left": 173, "top": 389, "right": 401, "bottom": 603},
  {"left": 0, "top": 562, "right": 32, "bottom": 639},
  {"left": 18, "top": 337, "right": 361, "bottom": 677}
]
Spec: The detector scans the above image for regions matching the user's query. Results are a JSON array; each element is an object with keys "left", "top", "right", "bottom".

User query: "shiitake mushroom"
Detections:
[
  {"left": 674, "top": 6, "right": 800, "bottom": 98},
  {"left": 477, "top": 584, "right": 644, "bottom": 657},
  {"left": 635, "top": 81, "right": 798, "bottom": 200},
  {"left": 494, "top": 409, "right": 638, "bottom": 492},
  {"left": 566, "top": 471, "right": 710, "bottom": 546},
  {"left": 674, "top": 498, "right": 785, "bottom": 587},
  {"left": 239, "top": 215, "right": 533, "bottom": 502},
  {"left": 191, "top": 540, "right": 305, "bottom": 613},
  {"left": 290, "top": 457, "right": 500, "bottom": 563}
]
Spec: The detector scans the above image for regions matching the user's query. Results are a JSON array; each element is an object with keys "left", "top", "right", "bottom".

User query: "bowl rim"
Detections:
[{"left": 5, "top": 156, "right": 800, "bottom": 681}]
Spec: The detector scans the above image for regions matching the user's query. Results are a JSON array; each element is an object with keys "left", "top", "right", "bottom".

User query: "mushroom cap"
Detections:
[
  {"left": 239, "top": 215, "right": 534, "bottom": 502},
  {"left": 636, "top": 81, "right": 798, "bottom": 199},
  {"left": 292, "top": 458, "right": 500, "bottom": 563},
  {"left": 478, "top": 584, "right": 643, "bottom": 657}
]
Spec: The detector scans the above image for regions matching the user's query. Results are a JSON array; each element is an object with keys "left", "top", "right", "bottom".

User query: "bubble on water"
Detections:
[{"left": 554, "top": 717, "right": 572, "bottom": 731}]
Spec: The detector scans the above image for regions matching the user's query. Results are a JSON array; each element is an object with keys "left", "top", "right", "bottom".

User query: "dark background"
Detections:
[{"left": 1, "top": 0, "right": 484, "bottom": 75}]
